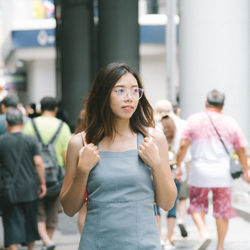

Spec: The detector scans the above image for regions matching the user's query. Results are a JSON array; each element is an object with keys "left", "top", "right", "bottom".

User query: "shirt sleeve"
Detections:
[
  {"left": 181, "top": 117, "right": 194, "bottom": 141},
  {"left": 31, "top": 136, "right": 40, "bottom": 156},
  {"left": 232, "top": 121, "right": 248, "bottom": 150}
]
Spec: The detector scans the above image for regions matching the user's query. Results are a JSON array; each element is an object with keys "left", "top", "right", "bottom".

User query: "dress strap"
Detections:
[
  {"left": 137, "top": 127, "right": 154, "bottom": 149},
  {"left": 137, "top": 132, "right": 144, "bottom": 150},
  {"left": 81, "top": 131, "right": 86, "bottom": 146}
]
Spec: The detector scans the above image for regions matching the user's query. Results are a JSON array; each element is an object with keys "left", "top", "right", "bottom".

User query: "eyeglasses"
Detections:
[{"left": 113, "top": 87, "right": 144, "bottom": 100}]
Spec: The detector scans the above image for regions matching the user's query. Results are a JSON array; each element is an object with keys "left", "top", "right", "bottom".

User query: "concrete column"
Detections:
[
  {"left": 98, "top": 0, "right": 139, "bottom": 71},
  {"left": 179, "top": 0, "right": 250, "bottom": 140},
  {"left": 166, "top": 0, "right": 177, "bottom": 103},
  {"left": 25, "top": 60, "right": 56, "bottom": 105},
  {"left": 59, "top": 0, "right": 93, "bottom": 129}
]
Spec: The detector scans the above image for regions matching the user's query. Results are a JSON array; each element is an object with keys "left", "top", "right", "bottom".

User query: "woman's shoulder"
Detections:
[{"left": 68, "top": 131, "right": 86, "bottom": 149}]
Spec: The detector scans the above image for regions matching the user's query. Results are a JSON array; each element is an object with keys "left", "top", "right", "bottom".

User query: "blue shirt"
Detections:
[{"left": 0, "top": 114, "right": 7, "bottom": 136}]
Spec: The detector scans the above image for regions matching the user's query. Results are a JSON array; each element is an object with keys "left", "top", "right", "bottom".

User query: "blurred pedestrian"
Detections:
[
  {"left": 172, "top": 103, "right": 189, "bottom": 238},
  {"left": 160, "top": 114, "right": 181, "bottom": 249},
  {"left": 0, "top": 93, "right": 20, "bottom": 247},
  {"left": 26, "top": 103, "right": 40, "bottom": 118},
  {"left": 155, "top": 100, "right": 190, "bottom": 248},
  {"left": 176, "top": 89, "right": 250, "bottom": 250},
  {"left": 60, "top": 62, "right": 177, "bottom": 249},
  {"left": 0, "top": 108, "right": 46, "bottom": 250},
  {"left": 23, "top": 97, "right": 72, "bottom": 250},
  {"left": 0, "top": 94, "right": 19, "bottom": 135}
]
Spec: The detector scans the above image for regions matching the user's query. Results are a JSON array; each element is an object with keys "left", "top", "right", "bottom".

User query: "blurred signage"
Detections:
[
  {"left": 140, "top": 25, "right": 165, "bottom": 44},
  {"left": 33, "top": 0, "right": 55, "bottom": 19},
  {"left": 10, "top": 25, "right": 175, "bottom": 49},
  {"left": 12, "top": 29, "right": 55, "bottom": 48},
  {"left": 37, "top": 30, "right": 55, "bottom": 46},
  {"left": 4, "top": 72, "right": 27, "bottom": 91}
]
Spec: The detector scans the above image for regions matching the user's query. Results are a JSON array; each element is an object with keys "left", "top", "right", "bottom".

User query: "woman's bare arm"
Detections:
[
  {"left": 60, "top": 132, "right": 100, "bottom": 216},
  {"left": 59, "top": 133, "right": 87, "bottom": 216}
]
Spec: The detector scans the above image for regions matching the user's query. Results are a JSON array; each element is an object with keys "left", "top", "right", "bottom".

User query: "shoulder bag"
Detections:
[{"left": 207, "top": 113, "right": 242, "bottom": 179}]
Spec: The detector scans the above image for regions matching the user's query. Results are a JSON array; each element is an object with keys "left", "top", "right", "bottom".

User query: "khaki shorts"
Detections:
[
  {"left": 37, "top": 196, "right": 60, "bottom": 228},
  {"left": 179, "top": 180, "right": 189, "bottom": 200}
]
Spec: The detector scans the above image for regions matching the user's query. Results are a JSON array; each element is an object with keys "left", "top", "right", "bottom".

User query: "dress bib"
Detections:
[{"left": 78, "top": 133, "right": 161, "bottom": 250}]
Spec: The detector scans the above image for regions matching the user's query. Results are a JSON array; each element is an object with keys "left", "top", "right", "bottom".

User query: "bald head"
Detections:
[{"left": 155, "top": 99, "right": 174, "bottom": 121}]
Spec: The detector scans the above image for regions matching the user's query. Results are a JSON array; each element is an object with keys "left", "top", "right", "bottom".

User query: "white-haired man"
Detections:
[{"left": 176, "top": 89, "right": 250, "bottom": 250}]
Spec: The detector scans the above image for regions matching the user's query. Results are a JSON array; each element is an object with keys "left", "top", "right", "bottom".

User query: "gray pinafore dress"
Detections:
[{"left": 78, "top": 133, "right": 161, "bottom": 250}]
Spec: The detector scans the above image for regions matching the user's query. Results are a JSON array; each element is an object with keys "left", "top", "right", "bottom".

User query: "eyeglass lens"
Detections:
[{"left": 115, "top": 88, "right": 144, "bottom": 99}]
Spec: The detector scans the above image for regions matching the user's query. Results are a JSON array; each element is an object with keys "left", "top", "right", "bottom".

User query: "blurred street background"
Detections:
[
  {"left": 0, "top": 0, "right": 249, "bottom": 249},
  {"left": 1, "top": 178, "right": 250, "bottom": 249},
  {"left": 0, "top": 0, "right": 249, "bottom": 136}
]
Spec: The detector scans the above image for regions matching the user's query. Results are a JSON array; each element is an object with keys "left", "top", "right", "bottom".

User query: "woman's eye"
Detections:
[
  {"left": 132, "top": 88, "right": 139, "bottom": 93},
  {"left": 116, "top": 88, "right": 125, "bottom": 94}
]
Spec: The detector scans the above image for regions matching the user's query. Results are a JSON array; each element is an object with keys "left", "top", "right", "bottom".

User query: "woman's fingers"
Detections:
[{"left": 144, "top": 137, "right": 153, "bottom": 143}]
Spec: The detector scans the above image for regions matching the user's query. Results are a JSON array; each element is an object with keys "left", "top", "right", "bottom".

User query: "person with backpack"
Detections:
[{"left": 23, "top": 97, "right": 71, "bottom": 250}]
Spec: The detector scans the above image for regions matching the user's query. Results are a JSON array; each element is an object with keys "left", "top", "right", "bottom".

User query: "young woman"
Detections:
[{"left": 60, "top": 62, "right": 177, "bottom": 249}]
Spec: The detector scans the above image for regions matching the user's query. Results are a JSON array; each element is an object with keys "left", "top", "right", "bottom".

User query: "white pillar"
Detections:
[
  {"left": 166, "top": 0, "right": 177, "bottom": 102},
  {"left": 179, "top": 0, "right": 250, "bottom": 140},
  {"left": 26, "top": 59, "right": 56, "bottom": 104}
]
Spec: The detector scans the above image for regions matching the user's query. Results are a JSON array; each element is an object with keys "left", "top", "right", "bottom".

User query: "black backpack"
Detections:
[{"left": 31, "top": 119, "right": 64, "bottom": 197}]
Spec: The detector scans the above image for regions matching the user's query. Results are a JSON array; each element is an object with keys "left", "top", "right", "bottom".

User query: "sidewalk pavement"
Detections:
[
  {"left": 0, "top": 178, "right": 250, "bottom": 249},
  {"left": 160, "top": 201, "right": 250, "bottom": 250},
  {"left": 231, "top": 178, "right": 250, "bottom": 222}
]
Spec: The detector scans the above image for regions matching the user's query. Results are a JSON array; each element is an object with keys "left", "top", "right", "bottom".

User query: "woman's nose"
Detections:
[{"left": 123, "top": 89, "right": 133, "bottom": 100}]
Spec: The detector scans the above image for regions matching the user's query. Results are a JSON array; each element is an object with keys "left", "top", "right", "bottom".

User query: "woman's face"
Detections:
[{"left": 110, "top": 72, "right": 141, "bottom": 120}]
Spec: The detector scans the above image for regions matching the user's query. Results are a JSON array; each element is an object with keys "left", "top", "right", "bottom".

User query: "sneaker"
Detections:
[
  {"left": 178, "top": 223, "right": 188, "bottom": 237},
  {"left": 41, "top": 243, "right": 56, "bottom": 250},
  {"left": 164, "top": 240, "right": 175, "bottom": 250},
  {"left": 194, "top": 237, "right": 211, "bottom": 250},
  {"left": 161, "top": 239, "right": 165, "bottom": 246}
]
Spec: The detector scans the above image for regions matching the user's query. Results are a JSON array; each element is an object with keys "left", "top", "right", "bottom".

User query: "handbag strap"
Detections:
[{"left": 206, "top": 112, "right": 230, "bottom": 156}]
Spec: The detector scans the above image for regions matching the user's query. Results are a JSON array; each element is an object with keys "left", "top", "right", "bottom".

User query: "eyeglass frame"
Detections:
[{"left": 112, "top": 86, "right": 144, "bottom": 100}]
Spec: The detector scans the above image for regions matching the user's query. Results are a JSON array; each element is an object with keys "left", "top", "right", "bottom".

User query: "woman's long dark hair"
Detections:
[{"left": 84, "top": 62, "right": 155, "bottom": 144}]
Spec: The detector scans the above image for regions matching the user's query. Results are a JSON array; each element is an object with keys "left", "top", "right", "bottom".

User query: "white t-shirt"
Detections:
[{"left": 182, "top": 109, "right": 248, "bottom": 188}]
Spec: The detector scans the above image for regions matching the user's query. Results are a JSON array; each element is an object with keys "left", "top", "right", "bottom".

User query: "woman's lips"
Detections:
[{"left": 122, "top": 105, "right": 134, "bottom": 111}]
